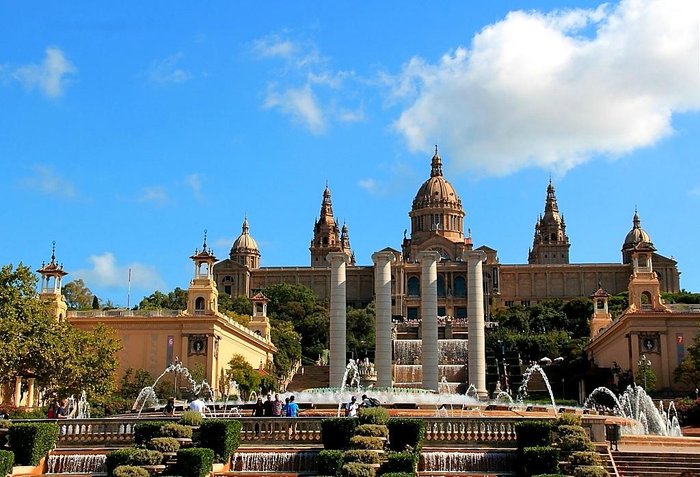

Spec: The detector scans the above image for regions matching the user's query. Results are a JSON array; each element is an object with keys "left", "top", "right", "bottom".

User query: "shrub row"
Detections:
[
  {"left": 379, "top": 451, "right": 418, "bottom": 475},
  {"left": 522, "top": 446, "right": 560, "bottom": 477},
  {"left": 0, "top": 450, "right": 15, "bottom": 477},
  {"left": 9, "top": 422, "right": 59, "bottom": 466},
  {"left": 106, "top": 448, "right": 163, "bottom": 475},
  {"left": 176, "top": 448, "right": 214, "bottom": 477}
]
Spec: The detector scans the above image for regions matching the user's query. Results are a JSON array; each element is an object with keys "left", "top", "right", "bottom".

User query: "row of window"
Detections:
[
  {"left": 407, "top": 275, "right": 467, "bottom": 297},
  {"left": 406, "top": 306, "right": 468, "bottom": 319}
]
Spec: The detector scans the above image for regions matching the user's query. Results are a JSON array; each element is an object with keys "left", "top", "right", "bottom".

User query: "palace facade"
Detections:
[{"left": 214, "top": 149, "right": 680, "bottom": 320}]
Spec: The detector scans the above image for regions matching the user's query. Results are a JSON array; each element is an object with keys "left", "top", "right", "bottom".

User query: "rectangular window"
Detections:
[
  {"left": 407, "top": 307, "right": 418, "bottom": 320},
  {"left": 455, "top": 307, "right": 467, "bottom": 318},
  {"left": 505, "top": 301, "right": 514, "bottom": 308},
  {"left": 521, "top": 300, "right": 530, "bottom": 308},
  {"left": 438, "top": 306, "right": 446, "bottom": 316}
]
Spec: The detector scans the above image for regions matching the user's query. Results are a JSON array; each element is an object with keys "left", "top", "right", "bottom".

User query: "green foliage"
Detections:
[
  {"left": 106, "top": 449, "right": 139, "bottom": 476},
  {"left": 674, "top": 398, "right": 700, "bottom": 426},
  {"left": 8, "top": 422, "right": 59, "bottom": 465},
  {"left": 554, "top": 413, "right": 582, "bottom": 427},
  {"left": 574, "top": 465, "right": 610, "bottom": 477},
  {"left": 344, "top": 450, "right": 381, "bottom": 464},
  {"left": 350, "top": 435, "right": 384, "bottom": 450},
  {"left": 674, "top": 330, "right": 700, "bottom": 389},
  {"left": 179, "top": 410, "right": 203, "bottom": 426},
  {"left": 662, "top": 291, "right": 700, "bottom": 304},
  {"left": 557, "top": 425, "right": 588, "bottom": 439},
  {"left": 559, "top": 433, "right": 595, "bottom": 452},
  {"left": 225, "top": 354, "right": 260, "bottom": 399},
  {"left": 130, "top": 449, "right": 163, "bottom": 466},
  {"left": 0, "top": 450, "right": 14, "bottom": 477},
  {"left": 341, "top": 462, "right": 376, "bottom": 477},
  {"left": 134, "top": 421, "right": 169, "bottom": 445},
  {"left": 113, "top": 466, "right": 150, "bottom": 477},
  {"left": 137, "top": 287, "right": 187, "bottom": 311},
  {"left": 379, "top": 451, "right": 418, "bottom": 474},
  {"left": 321, "top": 418, "right": 359, "bottom": 450},
  {"left": 523, "top": 446, "right": 561, "bottom": 477},
  {"left": 347, "top": 303, "right": 375, "bottom": 361},
  {"left": 160, "top": 423, "right": 192, "bottom": 439},
  {"left": 118, "top": 368, "right": 154, "bottom": 400},
  {"left": 196, "top": 419, "right": 241, "bottom": 463},
  {"left": 386, "top": 418, "right": 424, "bottom": 452},
  {"left": 230, "top": 295, "right": 254, "bottom": 315},
  {"left": 358, "top": 406, "right": 389, "bottom": 425},
  {"left": 570, "top": 452, "right": 601, "bottom": 467},
  {"left": 355, "top": 424, "right": 388, "bottom": 438},
  {"left": 175, "top": 448, "right": 214, "bottom": 477},
  {"left": 0, "top": 419, "right": 11, "bottom": 428},
  {"left": 62, "top": 279, "right": 95, "bottom": 310},
  {"left": 318, "top": 449, "right": 344, "bottom": 476},
  {"left": 146, "top": 437, "right": 180, "bottom": 453},
  {"left": 635, "top": 359, "right": 657, "bottom": 391},
  {"left": 515, "top": 421, "right": 552, "bottom": 449}
]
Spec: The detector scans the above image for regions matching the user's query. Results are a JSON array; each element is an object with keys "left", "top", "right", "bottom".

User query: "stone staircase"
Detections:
[
  {"left": 612, "top": 450, "right": 700, "bottom": 476},
  {"left": 286, "top": 365, "right": 329, "bottom": 392},
  {"left": 595, "top": 444, "right": 619, "bottom": 477}
]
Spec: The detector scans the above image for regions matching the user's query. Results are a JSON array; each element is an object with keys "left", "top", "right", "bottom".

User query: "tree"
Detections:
[
  {"left": 62, "top": 279, "right": 95, "bottom": 310},
  {"left": 119, "top": 368, "right": 155, "bottom": 399},
  {"left": 347, "top": 303, "right": 376, "bottom": 360},
  {"left": 270, "top": 319, "right": 302, "bottom": 380},
  {"left": 225, "top": 354, "right": 260, "bottom": 399},
  {"left": 91, "top": 295, "right": 100, "bottom": 310},
  {"left": 675, "top": 331, "right": 700, "bottom": 389},
  {"left": 137, "top": 287, "right": 187, "bottom": 310}
]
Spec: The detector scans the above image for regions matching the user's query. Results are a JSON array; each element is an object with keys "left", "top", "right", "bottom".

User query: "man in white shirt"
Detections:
[{"left": 189, "top": 398, "right": 207, "bottom": 415}]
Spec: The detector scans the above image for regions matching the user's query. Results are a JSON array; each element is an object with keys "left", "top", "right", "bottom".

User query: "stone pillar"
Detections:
[
  {"left": 372, "top": 251, "right": 395, "bottom": 388},
  {"left": 466, "top": 250, "right": 488, "bottom": 399},
  {"left": 27, "top": 378, "right": 36, "bottom": 408},
  {"left": 14, "top": 376, "right": 22, "bottom": 407},
  {"left": 419, "top": 251, "right": 440, "bottom": 391},
  {"left": 328, "top": 252, "right": 349, "bottom": 387}
]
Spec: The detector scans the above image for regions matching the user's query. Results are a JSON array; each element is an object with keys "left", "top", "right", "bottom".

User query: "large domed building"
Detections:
[{"left": 213, "top": 149, "right": 680, "bottom": 320}]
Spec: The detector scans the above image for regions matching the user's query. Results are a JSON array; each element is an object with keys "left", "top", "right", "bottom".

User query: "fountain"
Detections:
[
  {"left": 66, "top": 391, "right": 91, "bottom": 419},
  {"left": 584, "top": 385, "right": 682, "bottom": 436},
  {"left": 336, "top": 359, "right": 362, "bottom": 416},
  {"left": 46, "top": 453, "right": 107, "bottom": 474},
  {"left": 516, "top": 364, "right": 558, "bottom": 415}
]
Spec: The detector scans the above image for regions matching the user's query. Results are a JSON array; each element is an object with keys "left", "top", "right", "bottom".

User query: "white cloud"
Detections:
[
  {"left": 147, "top": 53, "right": 191, "bottom": 84},
  {"left": 137, "top": 186, "right": 168, "bottom": 204},
  {"left": 252, "top": 35, "right": 299, "bottom": 60},
  {"left": 75, "top": 252, "right": 165, "bottom": 290},
  {"left": 264, "top": 84, "right": 325, "bottom": 134},
  {"left": 389, "top": 0, "right": 700, "bottom": 176},
  {"left": 13, "top": 47, "right": 76, "bottom": 97},
  {"left": 337, "top": 106, "right": 365, "bottom": 123},
  {"left": 358, "top": 178, "right": 378, "bottom": 192},
  {"left": 19, "top": 165, "right": 77, "bottom": 198},
  {"left": 184, "top": 173, "right": 203, "bottom": 200}
]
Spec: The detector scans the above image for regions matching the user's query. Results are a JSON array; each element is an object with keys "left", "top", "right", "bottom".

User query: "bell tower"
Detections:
[
  {"left": 529, "top": 180, "right": 570, "bottom": 264},
  {"left": 589, "top": 284, "right": 613, "bottom": 337},
  {"left": 309, "top": 184, "right": 352, "bottom": 266},
  {"left": 187, "top": 231, "right": 219, "bottom": 316},
  {"left": 37, "top": 241, "right": 68, "bottom": 322},
  {"left": 626, "top": 240, "right": 668, "bottom": 313},
  {"left": 248, "top": 292, "right": 272, "bottom": 341}
]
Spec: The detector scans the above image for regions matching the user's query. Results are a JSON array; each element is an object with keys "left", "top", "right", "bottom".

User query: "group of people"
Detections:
[
  {"left": 46, "top": 398, "right": 69, "bottom": 419},
  {"left": 344, "top": 394, "right": 378, "bottom": 417},
  {"left": 252, "top": 394, "right": 300, "bottom": 418}
]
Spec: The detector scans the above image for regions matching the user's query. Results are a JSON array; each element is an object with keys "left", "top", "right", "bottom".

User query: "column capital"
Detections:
[
  {"left": 372, "top": 250, "right": 396, "bottom": 265},
  {"left": 417, "top": 250, "right": 441, "bottom": 263},
  {"left": 326, "top": 252, "right": 351, "bottom": 265},
  {"left": 464, "top": 250, "right": 487, "bottom": 263}
]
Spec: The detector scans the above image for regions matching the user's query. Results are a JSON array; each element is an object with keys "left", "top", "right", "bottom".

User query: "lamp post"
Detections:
[{"left": 638, "top": 354, "right": 652, "bottom": 391}]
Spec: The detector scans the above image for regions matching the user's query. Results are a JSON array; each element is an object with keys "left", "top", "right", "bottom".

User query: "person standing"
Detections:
[
  {"left": 345, "top": 396, "right": 359, "bottom": 417},
  {"left": 252, "top": 397, "right": 265, "bottom": 436},
  {"left": 272, "top": 394, "right": 283, "bottom": 417},
  {"left": 263, "top": 394, "right": 274, "bottom": 417},
  {"left": 164, "top": 397, "right": 175, "bottom": 417},
  {"left": 286, "top": 395, "right": 300, "bottom": 417}
]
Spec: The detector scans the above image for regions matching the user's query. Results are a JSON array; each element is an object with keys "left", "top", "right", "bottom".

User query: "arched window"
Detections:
[
  {"left": 437, "top": 274, "right": 446, "bottom": 297},
  {"left": 407, "top": 276, "right": 420, "bottom": 296},
  {"left": 195, "top": 297, "right": 206, "bottom": 314},
  {"left": 454, "top": 276, "right": 466, "bottom": 297},
  {"left": 641, "top": 291, "right": 652, "bottom": 310},
  {"left": 551, "top": 232, "right": 557, "bottom": 241}
]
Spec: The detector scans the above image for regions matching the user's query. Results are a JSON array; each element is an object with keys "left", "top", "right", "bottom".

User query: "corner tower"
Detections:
[
  {"left": 310, "top": 185, "right": 354, "bottom": 266},
  {"left": 528, "top": 180, "right": 570, "bottom": 264},
  {"left": 37, "top": 241, "right": 68, "bottom": 322},
  {"left": 187, "top": 231, "right": 219, "bottom": 316}
]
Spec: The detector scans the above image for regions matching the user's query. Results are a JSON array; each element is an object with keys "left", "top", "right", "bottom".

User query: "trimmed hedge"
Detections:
[
  {"left": 379, "top": 451, "right": 418, "bottom": 474},
  {"left": 558, "top": 425, "right": 588, "bottom": 438},
  {"left": 176, "top": 448, "right": 215, "bottom": 477},
  {"left": 343, "top": 450, "right": 381, "bottom": 465},
  {"left": 8, "top": 422, "right": 59, "bottom": 466},
  {"left": 555, "top": 414, "right": 582, "bottom": 427},
  {"left": 130, "top": 449, "right": 163, "bottom": 466},
  {"left": 559, "top": 433, "right": 595, "bottom": 453},
  {"left": 355, "top": 424, "right": 388, "bottom": 438},
  {"left": 196, "top": 419, "right": 241, "bottom": 462},
  {"left": 0, "top": 450, "right": 15, "bottom": 477},
  {"left": 515, "top": 421, "right": 553, "bottom": 450},
  {"left": 386, "top": 419, "right": 425, "bottom": 452},
  {"left": 134, "top": 421, "right": 169, "bottom": 445},
  {"left": 113, "top": 466, "right": 150, "bottom": 477},
  {"left": 574, "top": 465, "right": 610, "bottom": 477},
  {"left": 146, "top": 437, "right": 180, "bottom": 453},
  {"left": 160, "top": 423, "right": 193, "bottom": 439},
  {"left": 350, "top": 435, "right": 384, "bottom": 450},
  {"left": 570, "top": 451, "right": 601, "bottom": 467},
  {"left": 523, "top": 446, "right": 560, "bottom": 477},
  {"left": 0, "top": 419, "right": 11, "bottom": 428},
  {"left": 106, "top": 449, "right": 139, "bottom": 477},
  {"left": 358, "top": 407, "right": 389, "bottom": 425},
  {"left": 318, "top": 449, "right": 344, "bottom": 476},
  {"left": 341, "top": 462, "right": 376, "bottom": 477},
  {"left": 321, "top": 418, "right": 359, "bottom": 450},
  {"left": 179, "top": 410, "right": 203, "bottom": 426}
]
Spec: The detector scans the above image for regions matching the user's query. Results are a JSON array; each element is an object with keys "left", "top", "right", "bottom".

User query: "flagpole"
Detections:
[{"left": 127, "top": 268, "right": 132, "bottom": 309}]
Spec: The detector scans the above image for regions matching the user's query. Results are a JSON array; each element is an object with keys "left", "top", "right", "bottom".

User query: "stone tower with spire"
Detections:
[
  {"left": 528, "top": 180, "right": 570, "bottom": 264},
  {"left": 37, "top": 241, "right": 68, "bottom": 322},
  {"left": 310, "top": 185, "right": 354, "bottom": 266},
  {"left": 187, "top": 231, "right": 219, "bottom": 316}
]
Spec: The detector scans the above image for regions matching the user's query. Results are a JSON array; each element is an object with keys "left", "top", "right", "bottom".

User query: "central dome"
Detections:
[
  {"left": 231, "top": 217, "right": 259, "bottom": 255},
  {"left": 411, "top": 149, "right": 463, "bottom": 211},
  {"left": 623, "top": 210, "right": 652, "bottom": 248}
]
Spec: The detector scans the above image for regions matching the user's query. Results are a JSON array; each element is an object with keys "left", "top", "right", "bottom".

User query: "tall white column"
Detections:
[
  {"left": 372, "top": 251, "right": 395, "bottom": 388},
  {"left": 328, "top": 252, "right": 349, "bottom": 387},
  {"left": 466, "top": 250, "right": 488, "bottom": 399},
  {"left": 419, "top": 251, "right": 440, "bottom": 391}
]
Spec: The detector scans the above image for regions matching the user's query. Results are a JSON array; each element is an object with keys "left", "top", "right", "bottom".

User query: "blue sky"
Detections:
[{"left": 1, "top": 0, "right": 699, "bottom": 306}]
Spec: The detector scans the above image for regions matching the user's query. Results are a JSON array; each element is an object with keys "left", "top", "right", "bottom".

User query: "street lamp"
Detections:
[{"left": 638, "top": 354, "right": 652, "bottom": 390}]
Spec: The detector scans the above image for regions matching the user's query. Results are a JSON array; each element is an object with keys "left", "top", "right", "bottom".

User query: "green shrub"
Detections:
[
  {"left": 176, "top": 448, "right": 214, "bottom": 477},
  {"left": 106, "top": 449, "right": 139, "bottom": 477},
  {"left": 341, "top": 462, "right": 376, "bottom": 477},
  {"left": 523, "top": 446, "right": 560, "bottom": 477},
  {"left": 146, "top": 436, "right": 180, "bottom": 453},
  {"left": 130, "top": 449, "right": 163, "bottom": 466},
  {"left": 0, "top": 450, "right": 15, "bottom": 477},
  {"left": 516, "top": 421, "right": 553, "bottom": 450},
  {"left": 558, "top": 425, "right": 588, "bottom": 438},
  {"left": 321, "top": 418, "right": 359, "bottom": 450},
  {"left": 134, "top": 421, "right": 169, "bottom": 445},
  {"left": 379, "top": 451, "right": 418, "bottom": 474},
  {"left": 358, "top": 407, "right": 389, "bottom": 425},
  {"left": 574, "top": 465, "right": 610, "bottom": 477},
  {"left": 555, "top": 414, "right": 582, "bottom": 427},
  {"left": 386, "top": 419, "right": 425, "bottom": 452},
  {"left": 8, "top": 422, "right": 59, "bottom": 466},
  {"left": 570, "top": 451, "right": 601, "bottom": 467},
  {"left": 343, "top": 450, "right": 381, "bottom": 465},
  {"left": 0, "top": 419, "right": 11, "bottom": 428},
  {"left": 318, "top": 449, "right": 344, "bottom": 476},
  {"left": 179, "top": 410, "right": 203, "bottom": 426},
  {"left": 160, "top": 423, "right": 193, "bottom": 439},
  {"left": 113, "top": 465, "right": 150, "bottom": 477},
  {"left": 559, "top": 434, "right": 594, "bottom": 453},
  {"left": 196, "top": 419, "right": 241, "bottom": 462},
  {"left": 350, "top": 435, "right": 384, "bottom": 450},
  {"left": 355, "top": 424, "right": 388, "bottom": 438}
]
